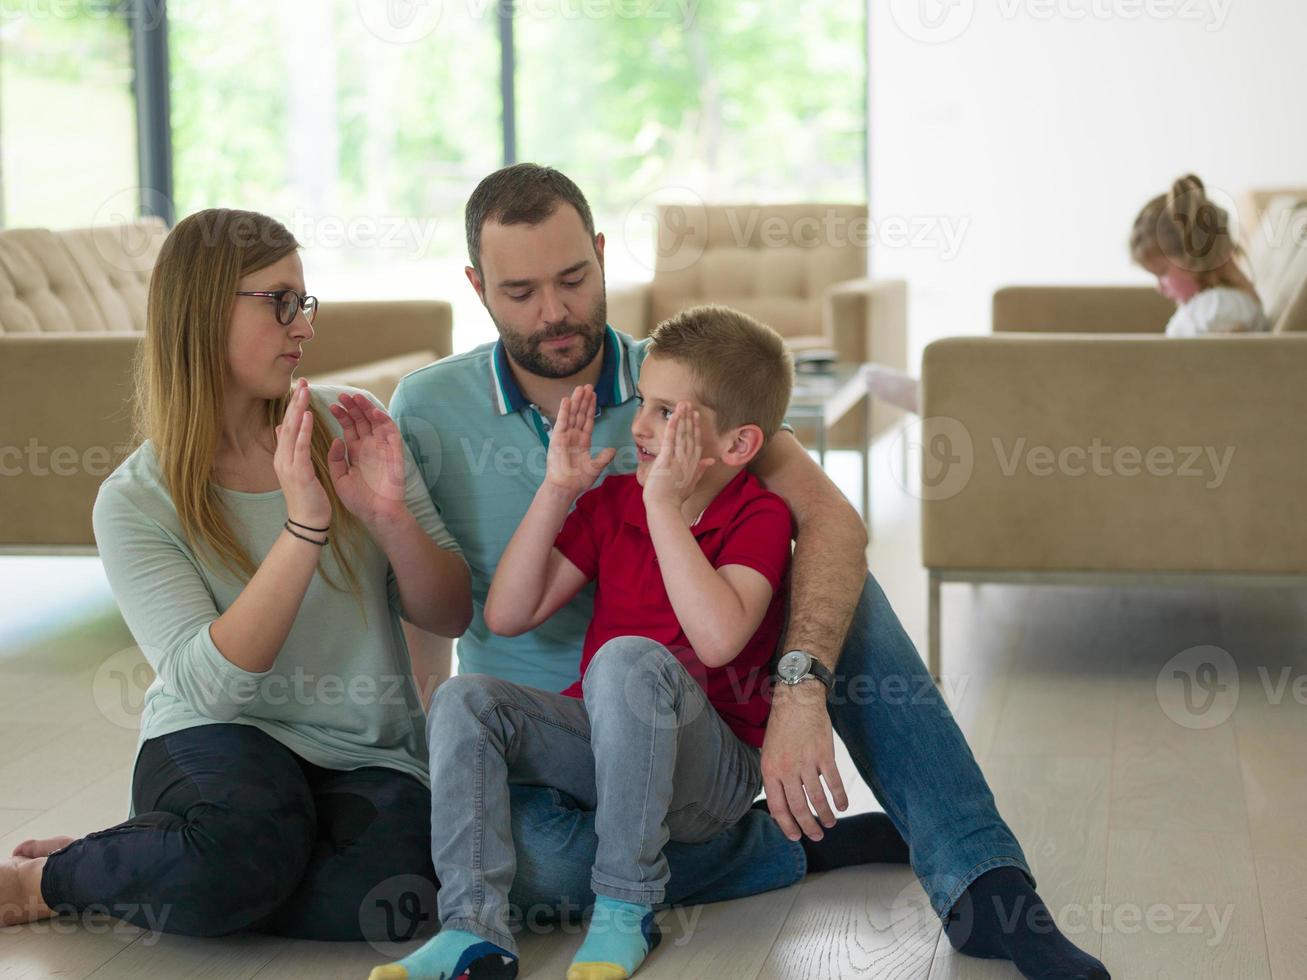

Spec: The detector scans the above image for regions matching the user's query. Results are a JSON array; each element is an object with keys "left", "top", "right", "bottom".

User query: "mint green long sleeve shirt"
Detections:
[{"left": 91, "top": 384, "right": 463, "bottom": 794}]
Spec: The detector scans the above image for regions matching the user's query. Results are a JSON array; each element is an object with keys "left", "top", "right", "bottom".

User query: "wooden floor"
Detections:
[{"left": 1, "top": 441, "right": 1302, "bottom": 979}]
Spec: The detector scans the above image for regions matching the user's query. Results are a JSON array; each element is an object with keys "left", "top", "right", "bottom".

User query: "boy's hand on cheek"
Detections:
[{"left": 643, "top": 402, "right": 715, "bottom": 515}]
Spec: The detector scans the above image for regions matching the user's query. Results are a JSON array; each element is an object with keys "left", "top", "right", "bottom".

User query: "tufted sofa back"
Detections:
[
  {"left": 649, "top": 203, "right": 868, "bottom": 347},
  {"left": 0, "top": 219, "right": 166, "bottom": 335}
]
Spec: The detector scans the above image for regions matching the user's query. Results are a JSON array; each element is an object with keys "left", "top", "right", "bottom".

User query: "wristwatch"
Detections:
[{"left": 773, "top": 650, "right": 834, "bottom": 690}]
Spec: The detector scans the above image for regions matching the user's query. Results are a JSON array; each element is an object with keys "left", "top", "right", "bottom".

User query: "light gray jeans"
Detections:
[{"left": 426, "top": 635, "right": 764, "bottom": 952}]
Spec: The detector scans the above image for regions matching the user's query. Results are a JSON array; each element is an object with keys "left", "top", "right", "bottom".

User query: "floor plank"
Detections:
[
  {"left": 755, "top": 866, "right": 938, "bottom": 980},
  {"left": 1103, "top": 829, "right": 1270, "bottom": 979},
  {"left": 0, "top": 919, "right": 146, "bottom": 980}
]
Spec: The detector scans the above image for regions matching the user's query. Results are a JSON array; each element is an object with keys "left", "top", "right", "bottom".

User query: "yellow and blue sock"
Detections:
[
  {"left": 566, "top": 896, "right": 662, "bottom": 980},
  {"left": 367, "top": 927, "right": 517, "bottom": 980}
]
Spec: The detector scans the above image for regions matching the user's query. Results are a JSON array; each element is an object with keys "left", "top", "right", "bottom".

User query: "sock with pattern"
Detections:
[{"left": 367, "top": 927, "right": 518, "bottom": 980}]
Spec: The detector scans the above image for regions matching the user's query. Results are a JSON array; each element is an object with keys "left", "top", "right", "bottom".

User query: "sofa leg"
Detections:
[{"left": 928, "top": 570, "right": 941, "bottom": 681}]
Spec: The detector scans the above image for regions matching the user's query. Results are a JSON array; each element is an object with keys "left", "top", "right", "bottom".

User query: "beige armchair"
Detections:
[
  {"left": 920, "top": 189, "right": 1307, "bottom": 678},
  {"left": 0, "top": 220, "right": 452, "bottom": 553},
  {"left": 608, "top": 203, "right": 907, "bottom": 448}
]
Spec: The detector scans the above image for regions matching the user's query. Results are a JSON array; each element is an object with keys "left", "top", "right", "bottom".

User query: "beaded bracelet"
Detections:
[{"left": 284, "top": 521, "right": 328, "bottom": 546}]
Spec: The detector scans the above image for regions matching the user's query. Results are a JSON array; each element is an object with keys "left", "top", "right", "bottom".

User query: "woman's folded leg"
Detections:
[
  {"left": 249, "top": 762, "right": 438, "bottom": 942},
  {"left": 37, "top": 723, "right": 318, "bottom": 938}
]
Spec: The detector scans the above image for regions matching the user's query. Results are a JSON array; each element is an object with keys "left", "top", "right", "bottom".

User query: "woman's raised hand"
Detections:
[
  {"left": 327, "top": 392, "right": 409, "bottom": 529},
  {"left": 274, "top": 378, "right": 332, "bottom": 529},
  {"left": 545, "top": 384, "right": 616, "bottom": 499}
]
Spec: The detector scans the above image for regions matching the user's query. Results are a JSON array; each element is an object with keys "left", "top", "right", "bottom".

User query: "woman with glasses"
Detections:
[{"left": 0, "top": 209, "right": 472, "bottom": 941}]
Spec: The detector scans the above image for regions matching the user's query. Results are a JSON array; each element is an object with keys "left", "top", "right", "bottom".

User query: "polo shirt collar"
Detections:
[
  {"left": 622, "top": 469, "right": 753, "bottom": 537},
  {"left": 489, "top": 324, "right": 634, "bottom": 417}
]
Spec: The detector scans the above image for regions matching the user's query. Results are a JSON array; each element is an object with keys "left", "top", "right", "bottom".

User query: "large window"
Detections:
[
  {"left": 516, "top": 0, "right": 867, "bottom": 282},
  {"left": 0, "top": 2, "right": 139, "bottom": 228},
  {"left": 168, "top": 0, "right": 503, "bottom": 349},
  {"left": 4, "top": 1, "right": 866, "bottom": 350}
]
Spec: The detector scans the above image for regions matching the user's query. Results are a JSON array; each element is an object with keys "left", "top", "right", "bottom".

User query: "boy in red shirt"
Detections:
[{"left": 375, "top": 306, "right": 793, "bottom": 980}]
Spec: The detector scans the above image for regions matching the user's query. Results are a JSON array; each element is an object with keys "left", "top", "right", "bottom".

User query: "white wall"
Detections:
[{"left": 868, "top": 0, "right": 1307, "bottom": 361}]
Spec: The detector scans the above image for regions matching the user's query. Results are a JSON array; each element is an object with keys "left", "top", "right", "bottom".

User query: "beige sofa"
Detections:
[
  {"left": 920, "top": 190, "right": 1307, "bottom": 677},
  {"left": 608, "top": 202, "right": 907, "bottom": 448},
  {"left": 0, "top": 220, "right": 452, "bottom": 552}
]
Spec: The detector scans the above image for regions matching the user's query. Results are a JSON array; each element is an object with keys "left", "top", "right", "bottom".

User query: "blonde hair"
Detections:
[
  {"left": 647, "top": 304, "right": 794, "bottom": 441},
  {"left": 1130, "top": 174, "right": 1247, "bottom": 288},
  {"left": 134, "top": 208, "right": 365, "bottom": 597}
]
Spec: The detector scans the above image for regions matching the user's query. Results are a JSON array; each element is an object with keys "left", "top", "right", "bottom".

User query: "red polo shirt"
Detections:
[{"left": 555, "top": 470, "right": 794, "bottom": 748}]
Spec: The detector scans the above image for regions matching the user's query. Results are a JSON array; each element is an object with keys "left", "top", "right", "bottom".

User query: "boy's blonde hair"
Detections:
[
  {"left": 1130, "top": 174, "right": 1246, "bottom": 288},
  {"left": 647, "top": 304, "right": 794, "bottom": 442}
]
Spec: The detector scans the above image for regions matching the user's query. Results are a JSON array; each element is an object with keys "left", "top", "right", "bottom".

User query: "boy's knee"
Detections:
[
  {"left": 583, "top": 636, "right": 679, "bottom": 696},
  {"left": 427, "top": 673, "right": 506, "bottom": 736}
]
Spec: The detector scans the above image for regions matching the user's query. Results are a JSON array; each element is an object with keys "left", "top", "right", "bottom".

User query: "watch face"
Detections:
[{"left": 777, "top": 650, "right": 809, "bottom": 682}]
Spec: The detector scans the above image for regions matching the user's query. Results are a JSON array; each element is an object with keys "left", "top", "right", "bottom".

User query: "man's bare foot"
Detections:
[
  {"left": 0, "top": 857, "right": 54, "bottom": 925},
  {"left": 12, "top": 836, "right": 75, "bottom": 859}
]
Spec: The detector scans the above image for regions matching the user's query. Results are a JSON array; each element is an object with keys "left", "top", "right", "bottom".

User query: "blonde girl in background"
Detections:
[{"left": 1130, "top": 173, "right": 1271, "bottom": 335}]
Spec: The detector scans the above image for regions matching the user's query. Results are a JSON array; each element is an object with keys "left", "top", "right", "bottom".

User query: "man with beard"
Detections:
[{"left": 383, "top": 165, "right": 1109, "bottom": 980}]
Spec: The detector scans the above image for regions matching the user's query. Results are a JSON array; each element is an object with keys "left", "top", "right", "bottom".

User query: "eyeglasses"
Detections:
[{"left": 235, "top": 289, "right": 319, "bottom": 326}]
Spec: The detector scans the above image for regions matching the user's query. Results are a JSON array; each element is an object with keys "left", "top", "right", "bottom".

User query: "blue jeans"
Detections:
[{"left": 508, "top": 572, "right": 1031, "bottom": 921}]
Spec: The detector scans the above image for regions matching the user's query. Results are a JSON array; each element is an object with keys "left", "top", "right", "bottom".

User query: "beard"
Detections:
[{"left": 492, "top": 291, "right": 608, "bottom": 380}]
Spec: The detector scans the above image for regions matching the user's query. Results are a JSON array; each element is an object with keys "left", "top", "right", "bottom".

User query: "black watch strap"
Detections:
[{"left": 807, "top": 658, "right": 834, "bottom": 689}]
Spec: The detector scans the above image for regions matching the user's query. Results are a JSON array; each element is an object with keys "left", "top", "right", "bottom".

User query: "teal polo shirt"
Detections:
[{"left": 389, "top": 325, "right": 649, "bottom": 693}]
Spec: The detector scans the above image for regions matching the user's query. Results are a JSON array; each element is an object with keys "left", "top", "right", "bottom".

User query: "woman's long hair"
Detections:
[{"left": 133, "top": 208, "right": 365, "bottom": 597}]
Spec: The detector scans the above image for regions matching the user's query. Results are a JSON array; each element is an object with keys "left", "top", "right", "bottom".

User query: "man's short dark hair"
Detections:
[{"left": 465, "top": 163, "right": 597, "bottom": 273}]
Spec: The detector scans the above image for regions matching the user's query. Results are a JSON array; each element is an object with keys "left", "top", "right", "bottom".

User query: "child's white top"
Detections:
[{"left": 1165, "top": 287, "right": 1272, "bottom": 336}]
